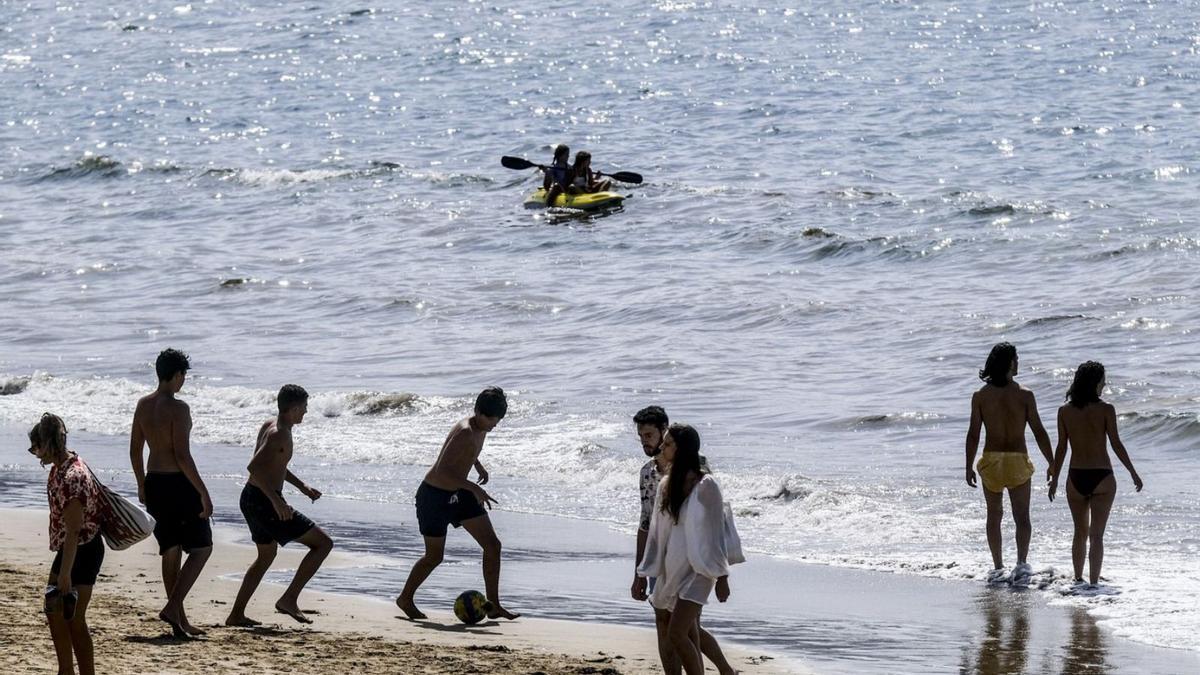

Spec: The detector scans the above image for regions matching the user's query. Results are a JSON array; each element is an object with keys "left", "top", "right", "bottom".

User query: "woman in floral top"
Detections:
[{"left": 28, "top": 412, "right": 104, "bottom": 675}]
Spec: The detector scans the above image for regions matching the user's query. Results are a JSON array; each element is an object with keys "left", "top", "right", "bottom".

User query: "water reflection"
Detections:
[
  {"left": 1061, "top": 606, "right": 1110, "bottom": 675},
  {"left": 960, "top": 590, "right": 1030, "bottom": 675}
]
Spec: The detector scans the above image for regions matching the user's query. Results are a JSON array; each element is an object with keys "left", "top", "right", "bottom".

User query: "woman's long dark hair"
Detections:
[
  {"left": 979, "top": 342, "right": 1018, "bottom": 387},
  {"left": 660, "top": 423, "right": 702, "bottom": 524},
  {"left": 1066, "top": 361, "right": 1105, "bottom": 408}
]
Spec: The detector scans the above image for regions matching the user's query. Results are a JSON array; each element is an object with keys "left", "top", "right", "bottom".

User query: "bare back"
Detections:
[
  {"left": 974, "top": 383, "right": 1035, "bottom": 453},
  {"left": 133, "top": 391, "right": 191, "bottom": 472},
  {"left": 424, "top": 418, "right": 484, "bottom": 490},
  {"left": 1058, "top": 402, "right": 1114, "bottom": 470}
]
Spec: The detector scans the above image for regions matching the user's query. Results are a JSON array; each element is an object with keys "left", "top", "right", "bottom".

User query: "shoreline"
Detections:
[
  {"left": 0, "top": 507, "right": 800, "bottom": 675},
  {"left": 1, "top": 421, "right": 1196, "bottom": 673}
]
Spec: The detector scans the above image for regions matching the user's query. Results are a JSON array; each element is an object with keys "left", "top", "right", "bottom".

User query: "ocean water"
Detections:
[{"left": 1, "top": 0, "right": 1198, "bottom": 659}]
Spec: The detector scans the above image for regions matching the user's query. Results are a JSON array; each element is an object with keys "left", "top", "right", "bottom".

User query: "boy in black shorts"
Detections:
[
  {"left": 396, "top": 387, "right": 519, "bottom": 621},
  {"left": 226, "top": 385, "right": 333, "bottom": 626},
  {"left": 130, "top": 348, "right": 213, "bottom": 636}
]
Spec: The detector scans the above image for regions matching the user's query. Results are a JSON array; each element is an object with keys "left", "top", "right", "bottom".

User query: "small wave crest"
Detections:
[
  {"left": 0, "top": 376, "right": 30, "bottom": 396},
  {"left": 1018, "top": 314, "right": 1098, "bottom": 329},
  {"left": 818, "top": 186, "right": 900, "bottom": 203},
  {"left": 38, "top": 155, "right": 184, "bottom": 181},
  {"left": 719, "top": 224, "right": 943, "bottom": 263},
  {"left": 200, "top": 163, "right": 494, "bottom": 188},
  {"left": 344, "top": 392, "right": 420, "bottom": 416},
  {"left": 203, "top": 167, "right": 357, "bottom": 186},
  {"left": 806, "top": 233, "right": 948, "bottom": 262},
  {"left": 841, "top": 411, "right": 948, "bottom": 430},
  {"left": 947, "top": 191, "right": 1062, "bottom": 219},
  {"left": 1097, "top": 236, "right": 1200, "bottom": 258},
  {"left": 44, "top": 155, "right": 125, "bottom": 180},
  {"left": 1119, "top": 410, "right": 1200, "bottom": 445}
]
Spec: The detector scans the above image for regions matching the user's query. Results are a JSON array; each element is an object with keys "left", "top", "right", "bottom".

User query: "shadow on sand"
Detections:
[
  {"left": 396, "top": 616, "right": 501, "bottom": 635},
  {"left": 124, "top": 633, "right": 199, "bottom": 646}
]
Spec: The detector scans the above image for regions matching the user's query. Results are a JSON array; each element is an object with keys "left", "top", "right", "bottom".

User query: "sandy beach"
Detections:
[{"left": 0, "top": 507, "right": 796, "bottom": 675}]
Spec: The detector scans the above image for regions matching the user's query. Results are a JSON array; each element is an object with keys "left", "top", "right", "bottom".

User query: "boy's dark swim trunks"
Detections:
[
  {"left": 415, "top": 481, "right": 486, "bottom": 537},
  {"left": 239, "top": 484, "right": 316, "bottom": 546},
  {"left": 144, "top": 471, "right": 213, "bottom": 554}
]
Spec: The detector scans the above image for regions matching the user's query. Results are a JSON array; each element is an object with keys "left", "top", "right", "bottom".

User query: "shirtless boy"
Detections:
[
  {"left": 130, "top": 348, "right": 213, "bottom": 636},
  {"left": 964, "top": 343, "right": 1055, "bottom": 583},
  {"left": 226, "top": 384, "right": 333, "bottom": 626},
  {"left": 396, "top": 387, "right": 519, "bottom": 621},
  {"left": 630, "top": 406, "right": 735, "bottom": 675}
]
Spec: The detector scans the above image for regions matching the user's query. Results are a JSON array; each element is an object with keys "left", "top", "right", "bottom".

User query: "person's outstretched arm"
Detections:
[{"left": 1105, "top": 404, "right": 1143, "bottom": 491}]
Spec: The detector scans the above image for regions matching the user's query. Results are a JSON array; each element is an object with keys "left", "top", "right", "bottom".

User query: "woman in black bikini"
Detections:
[{"left": 1048, "top": 361, "right": 1144, "bottom": 586}]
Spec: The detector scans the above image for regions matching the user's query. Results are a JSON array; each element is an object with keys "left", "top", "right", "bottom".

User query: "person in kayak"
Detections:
[
  {"left": 568, "top": 151, "right": 611, "bottom": 194},
  {"left": 542, "top": 144, "right": 571, "bottom": 206}
]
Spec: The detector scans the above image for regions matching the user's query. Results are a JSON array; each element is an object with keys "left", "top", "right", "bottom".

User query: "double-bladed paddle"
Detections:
[{"left": 501, "top": 155, "right": 643, "bottom": 184}]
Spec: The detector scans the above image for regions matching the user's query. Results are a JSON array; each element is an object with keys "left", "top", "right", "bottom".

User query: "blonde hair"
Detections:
[{"left": 29, "top": 412, "right": 68, "bottom": 456}]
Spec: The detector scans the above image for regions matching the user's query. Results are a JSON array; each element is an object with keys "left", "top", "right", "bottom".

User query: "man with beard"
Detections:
[{"left": 629, "top": 406, "right": 734, "bottom": 675}]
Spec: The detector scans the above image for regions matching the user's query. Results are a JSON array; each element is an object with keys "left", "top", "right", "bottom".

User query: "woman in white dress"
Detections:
[{"left": 637, "top": 424, "right": 731, "bottom": 675}]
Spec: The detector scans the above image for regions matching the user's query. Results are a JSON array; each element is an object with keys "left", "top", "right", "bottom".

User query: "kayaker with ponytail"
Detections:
[{"left": 542, "top": 144, "right": 571, "bottom": 206}]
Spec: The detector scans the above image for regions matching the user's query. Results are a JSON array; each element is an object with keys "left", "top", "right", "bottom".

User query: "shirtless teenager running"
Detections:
[
  {"left": 964, "top": 342, "right": 1054, "bottom": 584},
  {"left": 396, "top": 387, "right": 519, "bottom": 621},
  {"left": 226, "top": 384, "right": 334, "bottom": 627},
  {"left": 129, "top": 349, "right": 213, "bottom": 637}
]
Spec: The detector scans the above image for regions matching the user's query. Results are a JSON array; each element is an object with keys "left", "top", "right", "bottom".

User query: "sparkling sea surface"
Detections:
[{"left": 1, "top": 0, "right": 1198, "bottom": 661}]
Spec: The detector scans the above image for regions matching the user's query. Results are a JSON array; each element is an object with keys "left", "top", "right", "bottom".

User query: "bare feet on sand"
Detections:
[
  {"left": 487, "top": 603, "right": 520, "bottom": 620},
  {"left": 395, "top": 595, "right": 426, "bottom": 620},
  {"left": 275, "top": 599, "right": 313, "bottom": 624},
  {"left": 159, "top": 607, "right": 206, "bottom": 637},
  {"left": 224, "top": 614, "right": 263, "bottom": 627},
  {"left": 157, "top": 610, "right": 186, "bottom": 638}
]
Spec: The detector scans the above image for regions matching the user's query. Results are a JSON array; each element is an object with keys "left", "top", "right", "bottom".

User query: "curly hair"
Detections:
[
  {"left": 1066, "top": 361, "right": 1105, "bottom": 408},
  {"left": 156, "top": 348, "right": 191, "bottom": 382}
]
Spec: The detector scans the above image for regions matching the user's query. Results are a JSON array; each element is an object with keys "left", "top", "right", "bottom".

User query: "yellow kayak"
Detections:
[{"left": 524, "top": 189, "right": 625, "bottom": 211}]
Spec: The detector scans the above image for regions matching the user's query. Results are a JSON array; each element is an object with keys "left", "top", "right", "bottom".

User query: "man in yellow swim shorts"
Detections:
[{"left": 964, "top": 343, "right": 1055, "bottom": 584}]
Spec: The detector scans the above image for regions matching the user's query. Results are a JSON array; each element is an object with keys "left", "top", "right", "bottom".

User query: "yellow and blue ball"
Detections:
[{"left": 453, "top": 590, "right": 492, "bottom": 625}]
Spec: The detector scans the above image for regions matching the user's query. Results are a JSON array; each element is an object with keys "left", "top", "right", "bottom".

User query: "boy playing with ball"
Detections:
[{"left": 396, "top": 387, "right": 520, "bottom": 621}]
